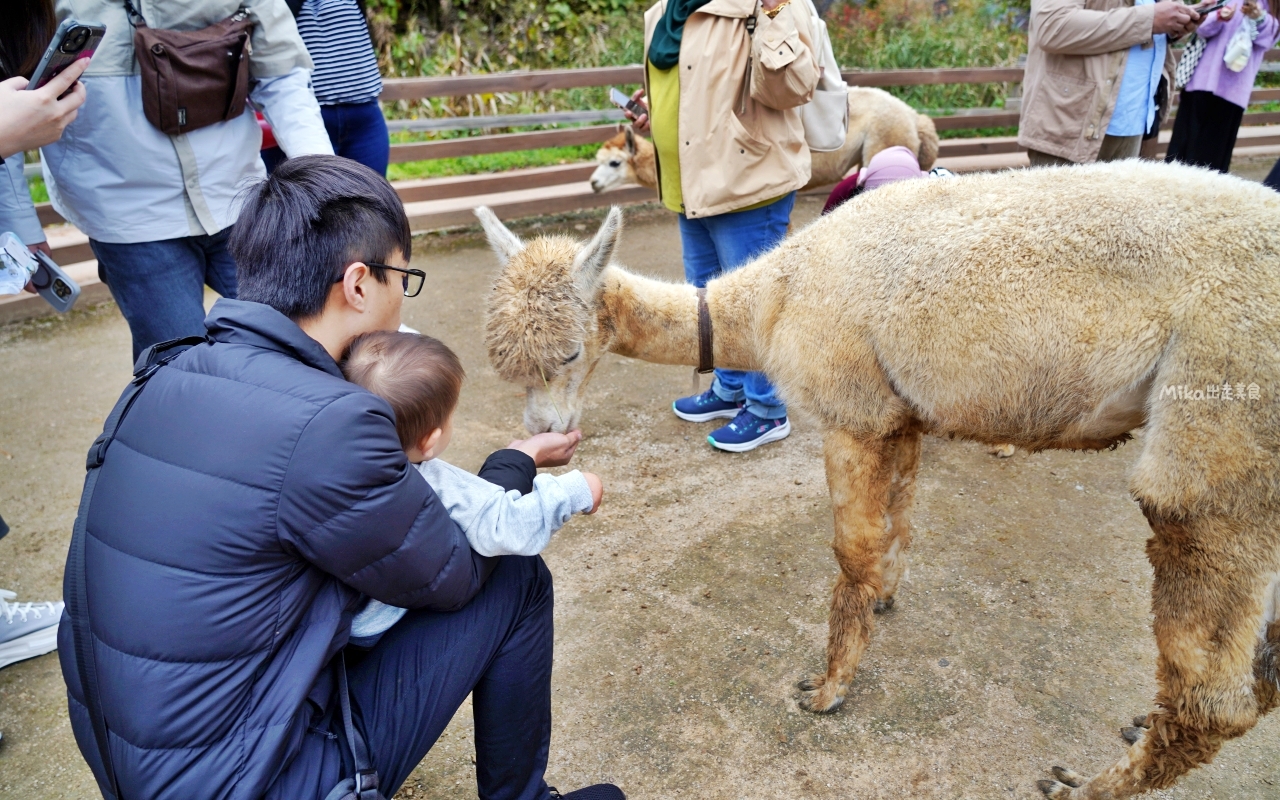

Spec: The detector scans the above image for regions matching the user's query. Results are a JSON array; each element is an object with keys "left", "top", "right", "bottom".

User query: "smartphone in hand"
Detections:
[
  {"left": 1191, "top": 0, "right": 1227, "bottom": 15},
  {"left": 27, "top": 19, "right": 105, "bottom": 91},
  {"left": 609, "top": 87, "right": 646, "bottom": 118},
  {"left": 30, "top": 251, "right": 81, "bottom": 313}
]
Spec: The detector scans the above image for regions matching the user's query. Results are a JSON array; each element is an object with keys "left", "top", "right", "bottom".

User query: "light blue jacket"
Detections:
[
  {"left": 0, "top": 154, "right": 43, "bottom": 245},
  {"left": 44, "top": 0, "right": 333, "bottom": 243}
]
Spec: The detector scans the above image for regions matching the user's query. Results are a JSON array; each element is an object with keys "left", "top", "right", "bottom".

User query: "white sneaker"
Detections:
[{"left": 0, "top": 589, "right": 63, "bottom": 670}]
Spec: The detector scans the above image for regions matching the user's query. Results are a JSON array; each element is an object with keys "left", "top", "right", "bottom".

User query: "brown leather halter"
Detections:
[{"left": 696, "top": 287, "right": 714, "bottom": 375}]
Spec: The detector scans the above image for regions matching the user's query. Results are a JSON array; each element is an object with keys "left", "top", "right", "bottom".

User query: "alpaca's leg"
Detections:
[
  {"left": 1254, "top": 571, "right": 1280, "bottom": 716},
  {"left": 1255, "top": 619, "right": 1280, "bottom": 717},
  {"left": 798, "top": 429, "right": 894, "bottom": 714},
  {"left": 1038, "top": 509, "right": 1275, "bottom": 799},
  {"left": 876, "top": 429, "right": 922, "bottom": 613}
]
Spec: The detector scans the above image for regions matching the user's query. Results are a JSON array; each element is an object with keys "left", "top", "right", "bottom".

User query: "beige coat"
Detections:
[
  {"left": 1018, "top": 0, "right": 1176, "bottom": 163},
  {"left": 643, "top": 0, "right": 819, "bottom": 217}
]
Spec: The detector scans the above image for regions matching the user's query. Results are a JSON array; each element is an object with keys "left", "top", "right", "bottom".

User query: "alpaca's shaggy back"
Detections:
[{"left": 722, "top": 161, "right": 1280, "bottom": 515}]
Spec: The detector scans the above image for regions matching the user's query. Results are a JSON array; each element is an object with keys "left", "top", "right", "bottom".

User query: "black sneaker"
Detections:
[{"left": 549, "top": 785, "right": 625, "bottom": 800}]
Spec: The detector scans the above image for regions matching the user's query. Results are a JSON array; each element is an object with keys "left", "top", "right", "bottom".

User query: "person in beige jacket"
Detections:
[
  {"left": 627, "top": 0, "right": 819, "bottom": 452},
  {"left": 1019, "top": 0, "right": 1205, "bottom": 165}
]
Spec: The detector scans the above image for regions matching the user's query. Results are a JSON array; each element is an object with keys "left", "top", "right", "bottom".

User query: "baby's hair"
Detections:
[{"left": 341, "top": 331, "right": 465, "bottom": 450}]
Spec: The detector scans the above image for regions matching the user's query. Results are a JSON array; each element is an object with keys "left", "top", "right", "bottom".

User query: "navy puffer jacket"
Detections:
[{"left": 59, "top": 300, "right": 529, "bottom": 799}]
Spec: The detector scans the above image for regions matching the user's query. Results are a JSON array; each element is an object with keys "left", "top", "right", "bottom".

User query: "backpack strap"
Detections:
[
  {"left": 322, "top": 653, "right": 385, "bottom": 800},
  {"left": 67, "top": 335, "right": 206, "bottom": 799}
]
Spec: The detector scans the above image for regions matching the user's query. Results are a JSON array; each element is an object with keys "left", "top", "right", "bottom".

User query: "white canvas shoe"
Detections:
[{"left": 0, "top": 589, "right": 63, "bottom": 670}]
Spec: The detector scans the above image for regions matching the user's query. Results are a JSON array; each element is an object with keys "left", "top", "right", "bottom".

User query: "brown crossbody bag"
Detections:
[{"left": 122, "top": 0, "right": 255, "bottom": 135}]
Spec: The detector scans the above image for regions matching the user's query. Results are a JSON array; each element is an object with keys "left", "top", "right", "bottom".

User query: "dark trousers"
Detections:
[
  {"left": 90, "top": 229, "right": 237, "bottom": 362},
  {"left": 1165, "top": 90, "right": 1245, "bottom": 174},
  {"left": 1265, "top": 158, "right": 1280, "bottom": 192},
  {"left": 266, "top": 555, "right": 555, "bottom": 800},
  {"left": 262, "top": 100, "right": 391, "bottom": 177}
]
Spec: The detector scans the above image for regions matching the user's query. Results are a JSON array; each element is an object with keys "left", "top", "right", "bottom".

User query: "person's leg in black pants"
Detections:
[
  {"left": 266, "top": 555, "right": 555, "bottom": 800},
  {"left": 353, "top": 555, "right": 554, "bottom": 799},
  {"left": 1165, "top": 90, "right": 1245, "bottom": 173},
  {"left": 1264, "top": 158, "right": 1280, "bottom": 192}
]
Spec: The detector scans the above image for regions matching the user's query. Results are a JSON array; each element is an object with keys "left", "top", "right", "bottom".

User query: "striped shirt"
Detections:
[{"left": 296, "top": 0, "right": 383, "bottom": 105}]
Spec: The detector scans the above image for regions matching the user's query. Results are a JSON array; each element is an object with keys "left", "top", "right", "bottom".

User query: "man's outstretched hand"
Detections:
[{"left": 507, "top": 430, "right": 583, "bottom": 467}]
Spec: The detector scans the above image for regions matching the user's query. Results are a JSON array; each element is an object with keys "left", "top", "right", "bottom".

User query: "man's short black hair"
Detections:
[{"left": 230, "top": 155, "right": 412, "bottom": 320}]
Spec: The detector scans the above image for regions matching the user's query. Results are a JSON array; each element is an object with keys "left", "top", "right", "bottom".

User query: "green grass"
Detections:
[
  {"left": 387, "top": 143, "right": 601, "bottom": 181},
  {"left": 28, "top": 176, "right": 49, "bottom": 204},
  {"left": 937, "top": 125, "right": 1019, "bottom": 139},
  {"left": 829, "top": 0, "right": 1026, "bottom": 109}
]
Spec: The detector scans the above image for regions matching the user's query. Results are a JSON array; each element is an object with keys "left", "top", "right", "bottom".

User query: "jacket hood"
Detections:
[{"left": 205, "top": 298, "right": 344, "bottom": 379}]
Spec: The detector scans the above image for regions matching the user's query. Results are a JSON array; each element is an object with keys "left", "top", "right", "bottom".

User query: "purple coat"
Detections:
[{"left": 1185, "top": 0, "right": 1280, "bottom": 108}]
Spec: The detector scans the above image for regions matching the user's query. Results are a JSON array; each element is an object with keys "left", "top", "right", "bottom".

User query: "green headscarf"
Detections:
[{"left": 647, "top": 0, "right": 715, "bottom": 70}]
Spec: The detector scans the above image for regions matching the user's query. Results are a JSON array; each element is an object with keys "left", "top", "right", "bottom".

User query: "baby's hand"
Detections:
[
  {"left": 507, "top": 430, "right": 582, "bottom": 467},
  {"left": 583, "top": 472, "right": 604, "bottom": 514}
]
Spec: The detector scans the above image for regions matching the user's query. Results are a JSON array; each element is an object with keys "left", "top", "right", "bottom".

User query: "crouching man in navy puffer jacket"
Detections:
[{"left": 58, "top": 156, "right": 624, "bottom": 800}]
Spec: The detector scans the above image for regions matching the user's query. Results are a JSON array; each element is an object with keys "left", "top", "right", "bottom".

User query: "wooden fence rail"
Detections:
[{"left": 32, "top": 54, "right": 1280, "bottom": 228}]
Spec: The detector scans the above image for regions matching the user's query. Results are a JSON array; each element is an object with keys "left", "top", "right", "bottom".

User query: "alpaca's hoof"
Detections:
[
  {"left": 874, "top": 596, "right": 895, "bottom": 614},
  {"left": 989, "top": 443, "right": 1017, "bottom": 458},
  {"left": 1038, "top": 766, "right": 1084, "bottom": 797},
  {"left": 1051, "top": 767, "right": 1085, "bottom": 787},
  {"left": 1121, "top": 713, "right": 1151, "bottom": 744},
  {"left": 797, "top": 675, "right": 845, "bottom": 714},
  {"left": 1037, "top": 779, "right": 1072, "bottom": 799}
]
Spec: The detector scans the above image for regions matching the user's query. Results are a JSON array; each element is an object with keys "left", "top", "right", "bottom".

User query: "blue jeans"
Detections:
[
  {"left": 90, "top": 229, "right": 237, "bottom": 362},
  {"left": 679, "top": 193, "right": 795, "bottom": 419},
  {"left": 266, "top": 555, "right": 555, "bottom": 800},
  {"left": 262, "top": 100, "right": 390, "bottom": 176}
]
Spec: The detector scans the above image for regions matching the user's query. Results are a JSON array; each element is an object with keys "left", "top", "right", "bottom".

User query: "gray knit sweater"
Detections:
[{"left": 350, "top": 459, "right": 593, "bottom": 640}]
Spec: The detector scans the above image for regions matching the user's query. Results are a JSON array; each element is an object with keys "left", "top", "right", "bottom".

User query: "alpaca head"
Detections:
[
  {"left": 589, "top": 128, "right": 640, "bottom": 193},
  {"left": 478, "top": 205, "right": 623, "bottom": 434}
]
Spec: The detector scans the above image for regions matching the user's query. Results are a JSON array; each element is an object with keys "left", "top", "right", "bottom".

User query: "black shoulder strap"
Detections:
[
  {"left": 322, "top": 653, "right": 385, "bottom": 800},
  {"left": 66, "top": 335, "right": 206, "bottom": 800},
  {"left": 121, "top": 0, "right": 146, "bottom": 27}
]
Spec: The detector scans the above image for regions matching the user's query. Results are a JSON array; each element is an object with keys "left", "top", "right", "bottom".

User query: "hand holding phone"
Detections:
[
  {"left": 1193, "top": 0, "right": 1228, "bottom": 16},
  {"left": 30, "top": 250, "right": 81, "bottom": 313},
  {"left": 609, "top": 87, "right": 647, "bottom": 119},
  {"left": 0, "top": 59, "right": 88, "bottom": 156},
  {"left": 27, "top": 19, "right": 105, "bottom": 91}
]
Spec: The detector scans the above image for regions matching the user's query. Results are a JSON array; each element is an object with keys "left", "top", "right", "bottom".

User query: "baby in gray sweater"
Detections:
[{"left": 340, "top": 330, "right": 602, "bottom": 644}]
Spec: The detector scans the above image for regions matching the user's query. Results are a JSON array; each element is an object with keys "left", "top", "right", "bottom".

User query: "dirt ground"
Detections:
[{"left": 2, "top": 161, "right": 1280, "bottom": 800}]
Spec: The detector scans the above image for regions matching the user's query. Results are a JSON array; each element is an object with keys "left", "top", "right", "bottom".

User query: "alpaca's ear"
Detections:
[
  {"left": 474, "top": 206, "right": 523, "bottom": 265},
  {"left": 573, "top": 206, "right": 622, "bottom": 294},
  {"left": 624, "top": 127, "right": 637, "bottom": 156}
]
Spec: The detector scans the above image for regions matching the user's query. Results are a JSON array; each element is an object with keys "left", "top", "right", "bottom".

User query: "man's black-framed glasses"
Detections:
[{"left": 336, "top": 262, "right": 426, "bottom": 297}]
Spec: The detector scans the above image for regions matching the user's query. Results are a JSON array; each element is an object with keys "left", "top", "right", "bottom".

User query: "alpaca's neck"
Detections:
[
  {"left": 634, "top": 138, "right": 658, "bottom": 190},
  {"left": 599, "top": 266, "right": 762, "bottom": 372}
]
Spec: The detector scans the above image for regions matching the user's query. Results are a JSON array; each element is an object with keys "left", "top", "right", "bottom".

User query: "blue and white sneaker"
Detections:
[
  {"left": 672, "top": 388, "right": 742, "bottom": 422},
  {"left": 707, "top": 409, "right": 791, "bottom": 452},
  {"left": 0, "top": 589, "right": 63, "bottom": 670}
]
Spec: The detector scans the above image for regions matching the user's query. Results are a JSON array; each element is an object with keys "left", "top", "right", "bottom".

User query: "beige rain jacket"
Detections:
[
  {"left": 643, "top": 0, "right": 820, "bottom": 217},
  {"left": 1019, "top": 0, "right": 1176, "bottom": 163}
]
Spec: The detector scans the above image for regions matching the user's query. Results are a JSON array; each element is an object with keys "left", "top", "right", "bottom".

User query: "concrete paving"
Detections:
[{"left": 2, "top": 185, "right": 1279, "bottom": 799}]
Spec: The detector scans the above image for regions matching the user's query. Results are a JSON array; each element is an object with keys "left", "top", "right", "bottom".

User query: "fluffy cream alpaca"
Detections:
[
  {"left": 479, "top": 160, "right": 1280, "bottom": 799},
  {"left": 589, "top": 87, "right": 939, "bottom": 193}
]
